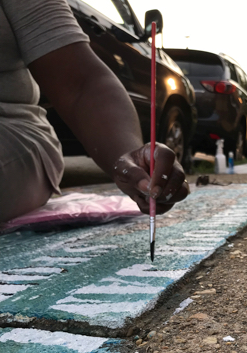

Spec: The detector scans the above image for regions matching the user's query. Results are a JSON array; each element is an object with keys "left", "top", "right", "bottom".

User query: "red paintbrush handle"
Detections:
[
  {"left": 150, "top": 22, "right": 156, "bottom": 219},
  {"left": 150, "top": 197, "right": 156, "bottom": 217},
  {"left": 150, "top": 21, "right": 156, "bottom": 178}
]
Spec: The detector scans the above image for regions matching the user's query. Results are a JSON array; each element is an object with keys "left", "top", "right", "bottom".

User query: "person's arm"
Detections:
[
  {"left": 29, "top": 42, "right": 143, "bottom": 175},
  {"left": 29, "top": 42, "right": 188, "bottom": 214}
]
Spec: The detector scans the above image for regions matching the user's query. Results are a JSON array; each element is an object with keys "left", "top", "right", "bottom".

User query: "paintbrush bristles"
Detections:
[{"left": 150, "top": 241, "right": 155, "bottom": 262}]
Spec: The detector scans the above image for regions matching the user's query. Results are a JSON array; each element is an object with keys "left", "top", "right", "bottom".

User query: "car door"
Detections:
[{"left": 70, "top": 0, "right": 152, "bottom": 138}]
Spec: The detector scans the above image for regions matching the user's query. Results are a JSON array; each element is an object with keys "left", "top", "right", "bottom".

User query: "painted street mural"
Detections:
[{"left": 1, "top": 184, "right": 247, "bottom": 352}]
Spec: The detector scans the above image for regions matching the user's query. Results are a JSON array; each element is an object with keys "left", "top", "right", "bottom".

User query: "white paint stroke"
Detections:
[
  {"left": 0, "top": 328, "right": 107, "bottom": 353},
  {"left": 155, "top": 250, "right": 207, "bottom": 256},
  {"left": 64, "top": 245, "right": 118, "bottom": 253},
  {"left": 71, "top": 283, "right": 164, "bottom": 295},
  {"left": 29, "top": 296, "right": 40, "bottom": 300},
  {"left": 183, "top": 230, "right": 229, "bottom": 238},
  {"left": 0, "top": 284, "right": 30, "bottom": 294},
  {"left": 56, "top": 296, "right": 111, "bottom": 305},
  {"left": 31, "top": 256, "right": 90, "bottom": 265},
  {"left": 50, "top": 300, "right": 147, "bottom": 317},
  {"left": 158, "top": 245, "right": 213, "bottom": 251},
  {"left": 11, "top": 296, "right": 23, "bottom": 302},
  {"left": 43, "top": 237, "right": 90, "bottom": 251},
  {"left": 0, "top": 295, "right": 8, "bottom": 303},
  {"left": 100, "top": 277, "right": 149, "bottom": 286},
  {"left": 173, "top": 297, "right": 193, "bottom": 315},
  {"left": 200, "top": 222, "right": 240, "bottom": 227},
  {"left": 6, "top": 267, "right": 62, "bottom": 274},
  {"left": 116, "top": 264, "right": 188, "bottom": 279},
  {"left": 0, "top": 273, "right": 49, "bottom": 282},
  {"left": 169, "top": 237, "right": 224, "bottom": 243},
  {"left": 212, "top": 215, "right": 247, "bottom": 221},
  {"left": 222, "top": 210, "right": 247, "bottom": 215}
]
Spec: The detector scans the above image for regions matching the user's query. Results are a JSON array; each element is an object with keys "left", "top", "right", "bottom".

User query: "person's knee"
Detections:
[{"left": 0, "top": 151, "right": 53, "bottom": 223}]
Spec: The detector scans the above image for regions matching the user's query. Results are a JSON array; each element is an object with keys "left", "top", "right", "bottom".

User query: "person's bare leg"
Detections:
[{"left": 0, "top": 140, "right": 54, "bottom": 223}]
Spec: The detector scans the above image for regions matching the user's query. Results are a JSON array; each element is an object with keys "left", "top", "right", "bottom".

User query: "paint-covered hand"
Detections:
[{"left": 113, "top": 143, "right": 189, "bottom": 214}]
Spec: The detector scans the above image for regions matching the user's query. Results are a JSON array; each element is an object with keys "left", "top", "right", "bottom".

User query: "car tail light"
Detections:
[
  {"left": 201, "top": 80, "right": 236, "bottom": 94},
  {"left": 209, "top": 133, "right": 220, "bottom": 140}
]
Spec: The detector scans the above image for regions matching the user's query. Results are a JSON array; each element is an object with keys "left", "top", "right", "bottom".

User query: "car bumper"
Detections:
[{"left": 191, "top": 113, "right": 237, "bottom": 154}]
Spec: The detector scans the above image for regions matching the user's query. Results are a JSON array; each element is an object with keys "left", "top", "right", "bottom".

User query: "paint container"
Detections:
[
  {"left": 228, "top": 151, "right": 234, "bottom": 174},
  {"left": 214, "top": 139, "right": 226, "bottom": 174}
]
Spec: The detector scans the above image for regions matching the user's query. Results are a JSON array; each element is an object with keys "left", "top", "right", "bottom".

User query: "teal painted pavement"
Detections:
[{"left": 1, "top": 184, "right": 247, "bottom": 351}]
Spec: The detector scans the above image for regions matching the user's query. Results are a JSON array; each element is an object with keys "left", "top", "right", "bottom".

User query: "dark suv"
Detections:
[
  {"left": 165, "top": 48, "right": 247, "bottom": 159},
  {"left": 41, "top": 0, "right": 197, "bottom": 165}
]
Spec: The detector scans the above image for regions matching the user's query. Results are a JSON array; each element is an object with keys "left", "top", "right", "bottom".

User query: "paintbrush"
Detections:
[{"left": 150, "top": 21, "right": 156, "bottom": 262}]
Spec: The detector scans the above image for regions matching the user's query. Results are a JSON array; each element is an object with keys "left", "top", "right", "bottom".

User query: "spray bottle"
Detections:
[
  {"left": 228, "top": 151, "right": 234, "bottom": 174},
  {"left": 214, "top": 139, "right": 226, "bottom": 174}
]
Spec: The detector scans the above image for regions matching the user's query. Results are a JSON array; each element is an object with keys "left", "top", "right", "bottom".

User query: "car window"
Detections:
[
  {"left": 224, "top": 60, "right": 238, "bottom": 82},
  {"left": 235, "top": 66, "right": 247, "bottom": 90},
  {"left": 81, "top": 0, "right": 136, "bottom": 35},
  {"left": 175, "top": 61, "right": 223, "bottom": 77}
]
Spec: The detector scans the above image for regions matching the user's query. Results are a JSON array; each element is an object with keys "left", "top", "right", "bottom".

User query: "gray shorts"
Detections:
[{"left": 0, "top": 123, "right": 61, "bottom": 223}]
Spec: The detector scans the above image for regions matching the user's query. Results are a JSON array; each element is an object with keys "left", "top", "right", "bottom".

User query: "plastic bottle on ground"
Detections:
[
  {"left": 228, "top": 151, "right": 234, "bottom": 174},
  {"left": 214, "top": 139, "right": 226, "bottom": 174}
]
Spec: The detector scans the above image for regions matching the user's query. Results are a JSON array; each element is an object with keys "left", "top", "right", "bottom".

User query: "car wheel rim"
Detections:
[
  {"left": 165, "top": 121, "right": 184, "bottom": 163},
  {"left": 236, "top": 130, "right": 244, "bottom": 161}
]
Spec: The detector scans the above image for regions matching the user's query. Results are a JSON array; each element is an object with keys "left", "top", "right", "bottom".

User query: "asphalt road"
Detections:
[
  {"left": 60, "top": 156, "right": 112, "bottom": 188},
  {"left": 60, "top": 155, "right": 247, "bottom": 190}
]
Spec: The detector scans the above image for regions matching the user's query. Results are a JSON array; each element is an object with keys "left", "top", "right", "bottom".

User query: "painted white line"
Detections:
[
  {"left": 71, "top": 283, "right": 164, "bottom": 295},
  {"left": 212, "top": 216, "right": 247, "bottom": 221},
  {"left": 31, "top": 256, "right": 90, "bottom": 265},
  {"left": 222, "top": 210, "right": 247, "bottom": 215},
  {"left": 200, "top": 222, "right": 240, "bottom": 227},
  {"left": 116, "top": 264, "right": 188, "bottom": 279},
  {"left": 6, "top": 267, "right": 63, "bottom": 274},
  {"left": 155, "top": 250, "right": 207, "bottom": 256},
  {"left": 0, "top": 284, "right": 30, "bottom": 294},
  {"left": 183, "top": 230, "right": 229, "bottom": 238},
  {"left": 0, "top": 273, "right": 48, "bottom": 282},
  {"left": 0, "top": 328, "right": 107, "bottom": 353},
  {"left": 64, "top": 245, "right": 118, "bottom": 253},
  {"left": 157, "top": 245, "right": 213, "bottom": 251},
  {"left": 100, "top": 277, "right": 148, "bottom": 286},
  {"left": 167, "top": 237, "right": 225, "bottom": 243},
  {"left": 56, "top": 296, "right": 111, "bottom": 305},
  {"left": 50, "top": 300, "right": 147, "bottom": 317},
  {"left": 0, "top": 295, "right": 9, "bottom": 303}
]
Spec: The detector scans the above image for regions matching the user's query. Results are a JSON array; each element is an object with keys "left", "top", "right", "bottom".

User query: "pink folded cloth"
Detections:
[{"left": 0, "top": 193, "right": 142, "bottom": 234}]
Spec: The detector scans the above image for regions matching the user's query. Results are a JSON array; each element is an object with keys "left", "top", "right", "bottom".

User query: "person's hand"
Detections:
[{"left": 113, "top": 142, "right": 189, "bottom": 214}]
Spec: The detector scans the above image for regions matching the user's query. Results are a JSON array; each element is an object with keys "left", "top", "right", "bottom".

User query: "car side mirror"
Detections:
[{"left": 144, "top": 9, "right": 163, "bottom": 38}]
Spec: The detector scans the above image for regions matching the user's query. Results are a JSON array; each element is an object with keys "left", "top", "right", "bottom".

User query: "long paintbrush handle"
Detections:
[{"left": 150, "top": 21, "right": 156, "bottom": 262}]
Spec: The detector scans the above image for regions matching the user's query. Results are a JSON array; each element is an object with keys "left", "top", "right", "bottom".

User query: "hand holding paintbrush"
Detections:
[{"left": 112, "top": 22, "right": 189, "bottom": 249}]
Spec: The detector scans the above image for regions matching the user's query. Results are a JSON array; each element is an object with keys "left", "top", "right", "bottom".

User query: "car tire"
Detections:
[
  {"left": 159, "top": 106, "right": 186, "bottom": 165},
  {"left": 226, "top": 124, "right": 246, "bottom": 161},
  {"left": 235, "top": 124, "right": 246, "bottom": 160}
]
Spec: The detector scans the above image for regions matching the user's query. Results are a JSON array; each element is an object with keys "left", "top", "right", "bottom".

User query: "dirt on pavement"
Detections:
[{"left": 128, "top": 173, "right": 247, "bottom": 353}]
